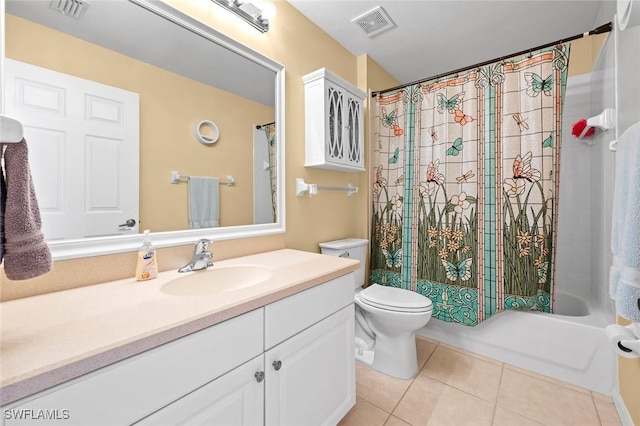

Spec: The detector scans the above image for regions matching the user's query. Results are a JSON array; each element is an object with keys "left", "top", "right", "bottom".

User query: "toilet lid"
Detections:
[{"left": 360, "top": 284, "right": 432, "bottom": 312}]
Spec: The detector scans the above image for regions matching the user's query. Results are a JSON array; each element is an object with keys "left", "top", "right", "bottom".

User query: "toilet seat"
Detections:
[{"left": 360, "top": 284, "right": 433, "bottom": 313}]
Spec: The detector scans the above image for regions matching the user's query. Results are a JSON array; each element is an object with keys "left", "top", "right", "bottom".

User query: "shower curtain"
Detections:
[
  {"left": 370, "top": 44, "right": 570, "bottom": 326},
  {"left": 261, "top": 122, "right": 277, "bottom": 222}
]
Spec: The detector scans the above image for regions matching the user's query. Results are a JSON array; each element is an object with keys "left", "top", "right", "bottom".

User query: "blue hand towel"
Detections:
[
  {"left": 188, "top": 176, "right": 219, "bottom": 229},
  {"left": 610, "top": 121, "right": 640, "bottom": 322}
]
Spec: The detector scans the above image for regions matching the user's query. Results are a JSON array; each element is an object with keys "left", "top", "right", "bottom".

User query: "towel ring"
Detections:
[{"left": 194, "top": 120, "right": 219, "bottom": 145}]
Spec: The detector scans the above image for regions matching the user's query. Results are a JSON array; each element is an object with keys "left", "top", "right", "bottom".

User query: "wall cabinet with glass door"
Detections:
[{"left": 303, "top": 68, "right": 366, "bottom": 172}]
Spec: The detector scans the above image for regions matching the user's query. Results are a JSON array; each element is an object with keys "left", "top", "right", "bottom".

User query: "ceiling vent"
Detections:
[
  {"left": 351, "top": 6, "right": 395, "bottom": 38},
  {"left": 49, "top": 0, "right": 89, "bottom": 19}
]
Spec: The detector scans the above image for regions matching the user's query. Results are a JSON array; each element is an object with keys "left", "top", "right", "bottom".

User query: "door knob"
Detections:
[
  {"left": 272, "top": 360, "right": 282, "bottom": 371},
  {"left": 118, "top": 219, "right": 136, "bottom": 230},
  {"left": 254, "top": 371, "right": 265, "bottom": 382}
]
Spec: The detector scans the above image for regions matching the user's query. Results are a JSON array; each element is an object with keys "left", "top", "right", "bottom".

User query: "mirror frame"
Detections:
[{"left": 0, "top": 0, "right": 286, "bottom": 260}]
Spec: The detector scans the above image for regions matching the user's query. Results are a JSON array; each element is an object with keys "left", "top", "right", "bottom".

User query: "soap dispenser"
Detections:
[{"left": 135, "top": 230, "right": 158, "bottom": 281}]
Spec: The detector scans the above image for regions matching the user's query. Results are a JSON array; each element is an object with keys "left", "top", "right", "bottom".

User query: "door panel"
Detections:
[{"left": 4, "top": 58, "right": 139, "bottom": 240}]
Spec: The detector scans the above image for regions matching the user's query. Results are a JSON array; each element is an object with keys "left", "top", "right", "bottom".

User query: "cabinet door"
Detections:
[
  {"left": 265, "top": 304, "right": 355, "bottom": 426},
  {"left": 325, "top": 82, "right": 346, "bottom": 165},
  {"left": 344, "top": 92, "right": 363, "bottom": 167},
  {"left": 134, "top": 355, "right": 265, "bottom": 426}
]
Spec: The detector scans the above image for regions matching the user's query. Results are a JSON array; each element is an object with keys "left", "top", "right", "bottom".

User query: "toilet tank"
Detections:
[{"left": 319, "top": 238, "right": 369, "bottom": 289}]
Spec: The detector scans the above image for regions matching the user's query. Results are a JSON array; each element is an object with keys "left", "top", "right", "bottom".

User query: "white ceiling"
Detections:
[{"left": 287, "top": 0, "right": 610, "bottom": 86}]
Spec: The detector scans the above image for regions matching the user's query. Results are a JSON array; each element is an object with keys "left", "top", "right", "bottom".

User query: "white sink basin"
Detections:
[{"left": 161, "top": 265, "right": 273, "bottom": 296}]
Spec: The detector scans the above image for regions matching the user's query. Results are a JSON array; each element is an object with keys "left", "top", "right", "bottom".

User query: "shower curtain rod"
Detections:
[
  {"left": 256, "top": 122, "right": 275, "bottom": 129},
  {"left": 372, "top": 21, "right": 612, "bottom": 97}
]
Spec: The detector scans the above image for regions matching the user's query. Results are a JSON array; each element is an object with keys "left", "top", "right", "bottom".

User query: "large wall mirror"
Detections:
[{"left": 2, "top": 0, "right": 285, "bottom": 260}]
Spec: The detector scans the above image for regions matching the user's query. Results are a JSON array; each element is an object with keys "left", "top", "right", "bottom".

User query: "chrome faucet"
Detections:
[{"left": 178, "top": 239, "right": 213, "bottom": 273}]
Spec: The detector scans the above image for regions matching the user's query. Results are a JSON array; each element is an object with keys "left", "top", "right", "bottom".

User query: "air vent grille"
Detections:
[
  {"left": 50, "top": 0, "right": 89, "bottom": 19},
  {"left": 351, "top": 6, "right": 395, "bottom": 38}
]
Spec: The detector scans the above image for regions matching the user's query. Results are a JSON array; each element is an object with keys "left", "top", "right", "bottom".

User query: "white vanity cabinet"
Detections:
[
  {"left": 264, "top": 273, "right": 355, "bottom": 426},
  {"left": 303, "top": 68, "right": 366, "bottom": 172},
  {"left": 2, "top": 273, "right": 356, "bottom": 426}
]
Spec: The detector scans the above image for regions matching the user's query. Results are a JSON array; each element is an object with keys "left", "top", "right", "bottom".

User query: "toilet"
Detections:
[{"left": 319, "top": 238, "right": 433, "bottom": 380}]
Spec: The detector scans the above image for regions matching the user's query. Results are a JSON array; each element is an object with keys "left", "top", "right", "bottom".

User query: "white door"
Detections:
[
  {"left": 253, "top": 126, "right": 273, "bottom": 224},
  {"left": 133, "top": 355, "right": 265, "bottom": 426},
  {"left": 265, "top": 305, "right": 355, "bottom": 426},
  {"left": 4, "top": 59, "right": 139, "bottom": 241}
]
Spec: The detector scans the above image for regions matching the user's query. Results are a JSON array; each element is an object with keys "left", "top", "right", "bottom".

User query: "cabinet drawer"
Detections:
[
  {"left": 3, "top": 309, "right": 264, "bottom": 426},
  {"left": 264, "top": 273, "right": 354, "bottom": 349}
]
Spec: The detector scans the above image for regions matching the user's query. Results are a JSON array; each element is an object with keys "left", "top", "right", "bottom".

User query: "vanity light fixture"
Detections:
[{"left": 211, "top": 0, "right": 275, "bottom": 33}]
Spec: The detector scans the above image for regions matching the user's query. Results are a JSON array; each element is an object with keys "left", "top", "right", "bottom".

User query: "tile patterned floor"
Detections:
[{"left": 339, "top": 337, "right": 622, "bottom": 426}]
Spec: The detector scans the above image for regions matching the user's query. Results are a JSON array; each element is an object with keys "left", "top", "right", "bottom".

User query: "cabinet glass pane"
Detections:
[
  {"left": 347, "top": 98, "right": 360, "bottom": 163},
  {"left": 328, "top": 87, "right": 343, "bottom": 160}
]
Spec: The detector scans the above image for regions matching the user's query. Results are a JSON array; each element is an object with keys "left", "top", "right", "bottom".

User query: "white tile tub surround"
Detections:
[
  {"left": 590, "top": 32, "right": 618, "bottom": 323},
  {"left": 557, "top": 73, "right": 593, "bottom": 303}
]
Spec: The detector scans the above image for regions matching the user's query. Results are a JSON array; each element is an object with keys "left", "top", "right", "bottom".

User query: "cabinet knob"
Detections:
[
  {"left": 255, "top": 371, "right": 265, "bottom": 382},
  {"left": 272, "top": 360, "right": 282, "bottom": 371}
]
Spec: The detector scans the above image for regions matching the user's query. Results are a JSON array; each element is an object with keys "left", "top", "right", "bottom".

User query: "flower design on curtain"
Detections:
[{"left": 371, "top": 43, "right": 571, "bottom": 325}]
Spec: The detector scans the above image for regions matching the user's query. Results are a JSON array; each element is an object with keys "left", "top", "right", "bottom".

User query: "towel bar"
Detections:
[
  {"left": 295, "top": 178, "right": 357, "bottom": 197},
  {"left": 170, "top": 170, "right": 235, "bottom": 186}
]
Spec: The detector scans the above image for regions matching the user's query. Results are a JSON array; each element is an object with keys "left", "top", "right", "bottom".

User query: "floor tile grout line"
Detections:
[
  {"left": 496, "top": 368, "right": 607, "bottom": 425},
  {"left": 506, "top": 367, "right": 598, "bottom": 399},
  {"left": 590, "top": 392, "right": 605, "bottom": 425},
  {"left": 493, "top": 405, "right": 548, "bottom": 426},
  {"left": 387, "top": 342, "right": 442, "bottom": 419},
  {"left": 489, "top": 363, "right": 505, "bottom": 425},
  {"left": 417, "top": 370, "right": 502, "bottom": 405},
  {"left": 502, "top": 363, "right": 594, "bottom": 396},
  {"left": 417, "top": 347, "right": 505, "bottom": 405}
]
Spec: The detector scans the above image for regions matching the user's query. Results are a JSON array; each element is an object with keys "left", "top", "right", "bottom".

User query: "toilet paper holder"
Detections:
[{"left": 605, "top": 323, "right": 640, "bottom": 358}]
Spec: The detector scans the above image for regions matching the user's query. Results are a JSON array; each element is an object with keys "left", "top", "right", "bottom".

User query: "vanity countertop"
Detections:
[{"left": 0, "top": 249, "right": 359, "bottom": 405}]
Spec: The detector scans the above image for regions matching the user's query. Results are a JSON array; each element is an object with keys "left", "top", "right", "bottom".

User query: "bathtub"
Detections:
[{"left": 417, "top": 291, "right": 615, "bottom": 395}]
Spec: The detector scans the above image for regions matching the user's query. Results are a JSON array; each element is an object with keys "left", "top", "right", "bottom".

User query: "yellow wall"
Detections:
[
  {"left": 567, "top": 33, "right": 607, "bottom": 77},
  {"left": 6, "top": 14, "right": 275, "bottom": 231},
  {"left": 618, "top": 319, "right": 640, "bottom": 423}
]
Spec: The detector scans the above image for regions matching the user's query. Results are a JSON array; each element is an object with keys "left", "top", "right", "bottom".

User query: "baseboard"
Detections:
[{"left": 612, "top": 387, "right": 634, "bottom": 426}]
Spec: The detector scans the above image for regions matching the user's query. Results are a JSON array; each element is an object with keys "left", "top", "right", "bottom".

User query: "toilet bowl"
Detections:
[
  {"left": 319, "top": 238, "right": 434, "bottom": 380},
  {"left": 355, "top": 284, "right": 432, "bottom": 379}
]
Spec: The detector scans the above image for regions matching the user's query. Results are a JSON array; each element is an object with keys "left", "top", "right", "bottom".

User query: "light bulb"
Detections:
[{"left": 261, "top": 2, "right": 276, "bottom": 20}]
